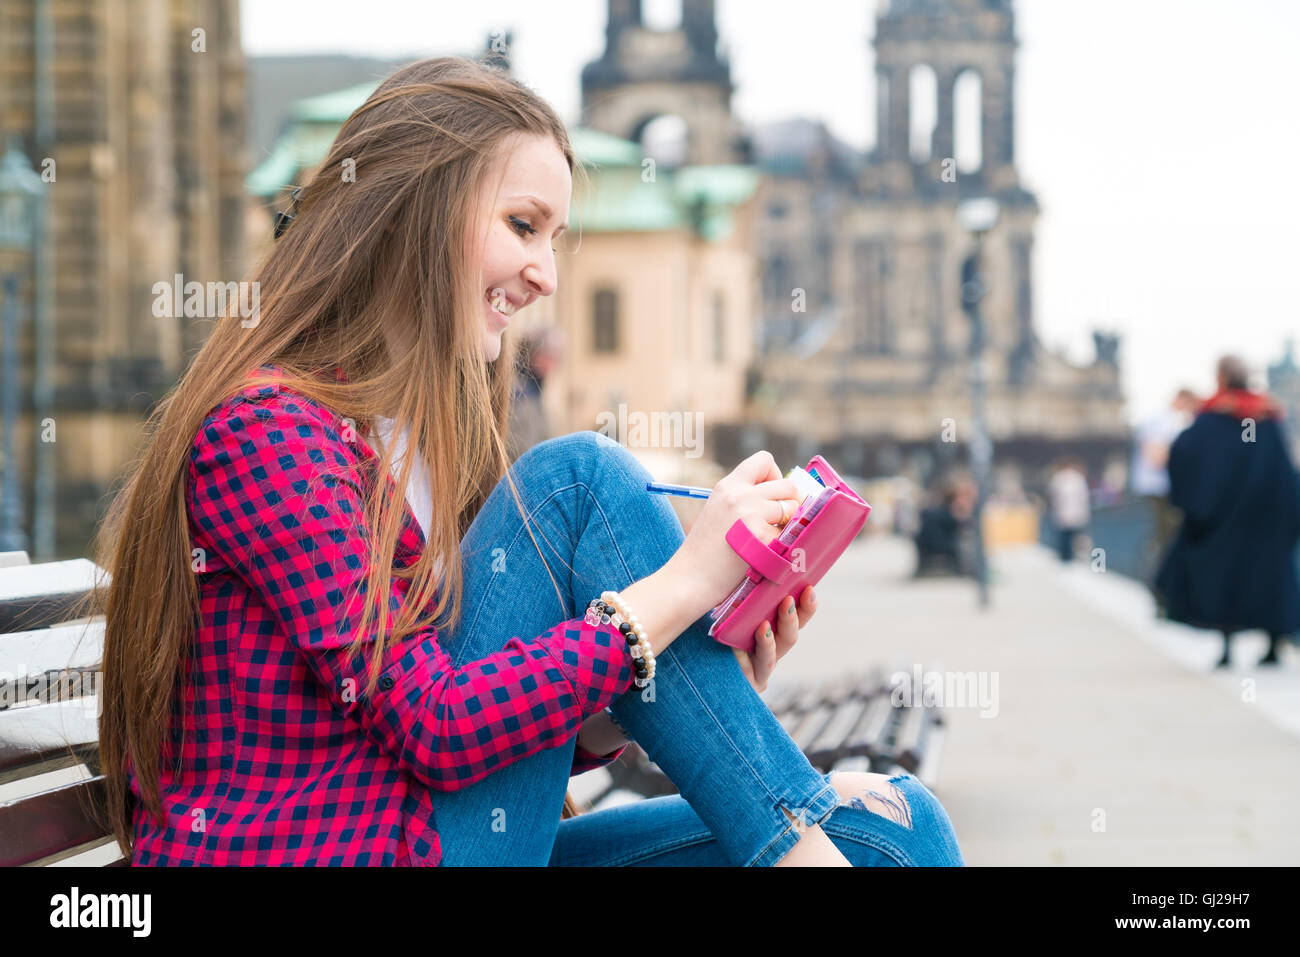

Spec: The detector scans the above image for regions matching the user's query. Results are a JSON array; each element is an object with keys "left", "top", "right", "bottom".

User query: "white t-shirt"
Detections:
[
  {"left": 368, "top": 416, "right": 445, "bottom": 596},
  {"left": 1048, "top": 468, "right": 1091, "bottom": 529},
  {"left": 1130, "top": 407, "right": 1190, "bottom": 496}
]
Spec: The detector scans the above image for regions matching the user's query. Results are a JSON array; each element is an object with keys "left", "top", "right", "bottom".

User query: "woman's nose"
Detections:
[{"left": 523, "top": 250, "right": 557, "bottom": 298}]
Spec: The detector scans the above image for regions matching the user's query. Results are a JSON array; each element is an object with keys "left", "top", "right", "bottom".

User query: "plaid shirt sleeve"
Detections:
[
  {"left": 187, "top": 388, "right": 636, "bottom": 792},
  {"left": 571, "top": 739, "right": 630, "bottom": 777}
]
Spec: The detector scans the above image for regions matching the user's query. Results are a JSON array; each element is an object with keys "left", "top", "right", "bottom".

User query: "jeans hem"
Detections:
[{"left": 747, "top": 779, "right": 841, "bottom": 867}]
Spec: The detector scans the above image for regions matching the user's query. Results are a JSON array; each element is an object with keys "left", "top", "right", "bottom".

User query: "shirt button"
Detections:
[{"left": 379, "top": 674, "right": 395, "bottom": 691}]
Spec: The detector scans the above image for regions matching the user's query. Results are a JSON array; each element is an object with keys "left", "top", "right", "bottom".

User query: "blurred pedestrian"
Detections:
[
  {"left": 1155, "top": 356, "right": 1300, "bottom": 667},
  {"left": 913, "top": 473, "right": 976, "bottom": 577},
  {"left": 1133, "top": 388, "right": 1200, "bottom": 598},
  {"left": 1047, "top": 457, "right": 1090, "bottom": 562}
]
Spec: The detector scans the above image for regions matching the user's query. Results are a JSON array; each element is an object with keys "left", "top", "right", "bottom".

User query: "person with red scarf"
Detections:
[{"left": 1155, "top": 356, "right": 1300, "bottom": 667}]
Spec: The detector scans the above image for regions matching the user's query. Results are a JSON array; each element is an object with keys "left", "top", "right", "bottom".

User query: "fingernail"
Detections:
[
  {"left": 765, "top": 623, "right": 773, "bottom": 638},
  {"left": 786, "top": 601, "right": 795, "bottom": 615}
]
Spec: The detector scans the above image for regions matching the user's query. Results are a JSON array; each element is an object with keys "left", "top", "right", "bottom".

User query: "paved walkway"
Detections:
[{"left": 768, "top": 534, "right": 1300, "bottom": 865}]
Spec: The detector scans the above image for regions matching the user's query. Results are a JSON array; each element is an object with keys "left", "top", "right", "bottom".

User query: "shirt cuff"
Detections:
[
  {"left": 538, "top": 616, "right": 636, "bottom": 720},
  {"left": 571, "top": 740, "right": 630, "bottom": 777}
]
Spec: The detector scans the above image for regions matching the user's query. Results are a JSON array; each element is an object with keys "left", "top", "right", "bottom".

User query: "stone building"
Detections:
[
  {"left": 247, "top": 55, "right": 761, "bottom": 485},
  {"left": 579, "top": 0, "right": 1130, "bottom": 495},
  {"left": 536, "top": 134, "right": 759, "bottom": 481},
  {"left": 1, "top": 0, "right": 246, "bottom": 558}
]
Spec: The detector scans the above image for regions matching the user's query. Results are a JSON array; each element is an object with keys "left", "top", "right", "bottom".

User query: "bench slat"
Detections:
[
  {"left": 807, "top": 694, "right": 876, "bottom": 759},
  {"left": 0, "top": 559, "right": 104, "bottom": 632},
  {"left": 913, "top": 723, "right": 945, "bottom": 788},
  {"left": 761, "top": 684, "right": 801, "bottom": 715},
  {"left": 0, "top": 698, "right": 101, "bottom": 784},
  {"left": 892, "top": 699, "right": 933, "bottom": 773},
  {"left": 0, "top": 621, "right": 105, "bottom": 704},
  {"left": 32, "top": 834, "right": 124, "bottom": 866},
  {"left": 0, "top": 775, "right": 110, "bottom": 866},
  {"left": 776, "top": 707, "right": 804, "bottom": 737},
  {"left": 875, "top": 700, "right": 912, "bottom": 768},
  {"left": 790, "top": 703, "right": 838, "bottom": 755},
  {"left": 844, "top": 693, "right": 895, "bottom": 764}
]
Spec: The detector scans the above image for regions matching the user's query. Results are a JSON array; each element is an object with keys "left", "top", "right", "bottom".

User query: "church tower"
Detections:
[
  {"left": 843, "top": 0, "right": 1043, "bottom": 390},
  {"left": 872, "top": 0, "right": 1021, "bottom": 193},
  {"left": 580, "top": 0, "right": 749, "bottom": 166},
  {"left": 742, "top": 0, "right": 1127, "bottom": 488}
]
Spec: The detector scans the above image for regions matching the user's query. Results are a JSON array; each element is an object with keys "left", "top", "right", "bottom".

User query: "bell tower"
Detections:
[
  {"left": 580, "top": 0, "right": 748, "bottom": 166},
  {"left": 873, "top": 0, "right": 1020, "bottom": 192}
]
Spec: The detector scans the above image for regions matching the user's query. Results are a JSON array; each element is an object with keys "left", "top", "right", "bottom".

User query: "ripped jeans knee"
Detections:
[{"left": 829, "top": 771, "right": 914, "bottom": 830}]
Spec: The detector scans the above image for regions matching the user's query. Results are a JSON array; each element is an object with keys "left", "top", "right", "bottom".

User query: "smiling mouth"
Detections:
[{"left": 486, "top": 288, "right": 518, "bottom": 327}]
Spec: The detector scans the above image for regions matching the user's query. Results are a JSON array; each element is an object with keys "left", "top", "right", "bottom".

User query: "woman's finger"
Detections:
[
  {"left": 751, "top": 620, "right": 777, "bottom": 689},
  {"left": 753, "top": 477, "right": 801, "bottom": 501},
  {"left": 766, "top": 497, "right": 799, "bottom": 528},
  {"left": 773, "top": 596, "right": 799, "bottom": 659},
  {"left": 733, "top": 450, "right": 782, "bottom": 485},
  {"left": 796, "top": 585, "right": 817, "bottom": 629}
]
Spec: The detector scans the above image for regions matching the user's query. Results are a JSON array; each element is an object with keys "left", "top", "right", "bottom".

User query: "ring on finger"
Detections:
[{"left": 774, "top": 499, "right": 792, "bottom": 527}]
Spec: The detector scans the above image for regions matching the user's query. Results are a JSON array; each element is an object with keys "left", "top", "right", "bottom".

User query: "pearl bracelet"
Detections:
[
  {"left": 586, "top": 590, "right": 655, "bottom": 688},
  {"left": 603, "top": 590, "right": 656, "bottom": 687}
]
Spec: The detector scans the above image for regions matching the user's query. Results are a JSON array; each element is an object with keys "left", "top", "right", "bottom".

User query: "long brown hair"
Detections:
[{"left": 89, "top": 56, "right": 594, "bottom": 860}]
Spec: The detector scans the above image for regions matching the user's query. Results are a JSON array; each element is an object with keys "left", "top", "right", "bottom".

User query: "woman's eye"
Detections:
[{"left": 508, "top": 215, "right": 536, "bottom": 237}]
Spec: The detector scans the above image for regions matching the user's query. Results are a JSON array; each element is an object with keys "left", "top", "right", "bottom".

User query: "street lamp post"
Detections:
[
  {"left": 0, "top": 139, "right": 45, "bottom": 554},
  {"left": 957, "top": 197, "right": 1000, "bottom": 609}
]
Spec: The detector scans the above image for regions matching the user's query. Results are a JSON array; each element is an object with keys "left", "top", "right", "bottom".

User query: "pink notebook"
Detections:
[{"left": 707, "top": 455, "right": 871, "bottom": 653}]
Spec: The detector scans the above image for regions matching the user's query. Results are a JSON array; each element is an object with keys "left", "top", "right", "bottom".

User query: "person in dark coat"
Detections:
[{"left": 1155, "top": 355, "right": 1300, "bottom": 667}]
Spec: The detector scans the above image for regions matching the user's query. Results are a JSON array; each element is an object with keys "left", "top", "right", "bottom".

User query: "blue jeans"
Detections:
[{"left": 431, "top": 431, "right": 965, "bottom": 866}]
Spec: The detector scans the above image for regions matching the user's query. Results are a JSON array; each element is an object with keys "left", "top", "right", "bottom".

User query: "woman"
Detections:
[{"left": 93, "top": 57, "right": 964, "bottom": 866}]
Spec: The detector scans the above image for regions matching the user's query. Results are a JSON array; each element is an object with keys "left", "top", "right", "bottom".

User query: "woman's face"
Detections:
[{"left": 469, "top": 133, "right": 573, "bottom": 363}]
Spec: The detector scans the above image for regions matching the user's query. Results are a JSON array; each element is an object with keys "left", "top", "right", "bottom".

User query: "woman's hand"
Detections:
[
  {"left": 667, "top": 450, "right": 802, "bottom": 622},
  {"left": 734, "top": 585, "right": 816, "bottom": 694}
]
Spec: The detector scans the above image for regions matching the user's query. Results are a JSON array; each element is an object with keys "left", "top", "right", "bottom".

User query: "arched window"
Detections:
[
  {"left": 592, "top": 287, "right": 620, "bottom": 354},
  {"left": 954, "top": 69, "right": 983, "bottom": 174},
  {"left": 909, "top": 64, "right": 937, "bottom": 162},
  {"left": 639, "top": 114, "right": 689, "bottom": 170},
  {"left": 642, "top": 0, "right": 681, "bottom": 30}
]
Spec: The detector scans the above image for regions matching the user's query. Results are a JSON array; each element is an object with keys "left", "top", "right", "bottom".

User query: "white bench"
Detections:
[{"left": 0, "top": 551, "right": 121, "bottom": 866}]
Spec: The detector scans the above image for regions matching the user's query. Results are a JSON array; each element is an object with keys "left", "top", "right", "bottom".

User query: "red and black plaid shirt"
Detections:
[{"left": 129, "top": 364, "right": 635, "bottom": 865}]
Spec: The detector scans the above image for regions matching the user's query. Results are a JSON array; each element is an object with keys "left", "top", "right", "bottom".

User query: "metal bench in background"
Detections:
[
  {"left": 577, "top": 668, "right": 946, "bottom": 811},
  {"left": 0, "top": 551, "right": 119, "bottom": 866}
]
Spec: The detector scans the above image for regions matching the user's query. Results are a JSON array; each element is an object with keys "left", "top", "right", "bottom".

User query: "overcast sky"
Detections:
[{"left": 243, "top": 0, "right": 1300, "bottom": 424}]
